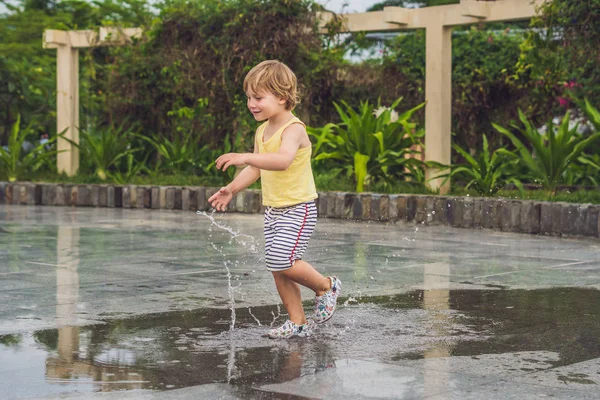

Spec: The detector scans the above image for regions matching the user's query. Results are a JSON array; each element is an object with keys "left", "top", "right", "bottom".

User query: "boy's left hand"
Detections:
[{"left": 215, "top": 153, "right": 248, "bottom": 171}]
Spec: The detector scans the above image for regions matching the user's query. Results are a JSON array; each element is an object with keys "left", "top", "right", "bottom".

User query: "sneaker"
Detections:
[
  {"left": 314, "top": 276, "right": 342, "bottom": 324},
  {"left": 265, "top": 320, "right": 313, "bottom": 339}
]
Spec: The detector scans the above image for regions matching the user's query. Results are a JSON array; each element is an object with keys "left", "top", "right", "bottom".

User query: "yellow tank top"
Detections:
[{"left": 256, "top": 117, "right": 318, "bottom": 207}]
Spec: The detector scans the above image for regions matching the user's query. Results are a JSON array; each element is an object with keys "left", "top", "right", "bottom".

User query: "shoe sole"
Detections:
[{"left": 315, "top": 308, "right": 336, "bottom": 324}]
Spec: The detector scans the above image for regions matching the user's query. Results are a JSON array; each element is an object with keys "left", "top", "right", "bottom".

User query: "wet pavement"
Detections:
[{"left": 1, "top": 205, "right": 600, "bottom": 399}]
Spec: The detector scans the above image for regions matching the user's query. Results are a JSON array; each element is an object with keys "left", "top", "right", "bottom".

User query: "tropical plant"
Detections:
[
  {"left": 111, "top": 153, "right": 147, "bottom": 185},
  {"left": 308, "top": 98, "right": 426, "bottom": 192},
  {"left": 580, "top": 98, "right": 600, "bottom": 132},
  {"left": 562, "top": 154, "right": 600, "bottom": 187},
  {"left": 67, "top": 124, "right": 139, "bottom": 181},
  {"left": 434, "top": 135, "right": 522, "bottom": 196},
  {"left": 0, "top": 115, "right": 61, "bottom": 182},
  {"left": 564, "top": 99, "right": 600, "bottom": 186},
  {"left": 493, "top": 109, "right": 600, "bottom": 194},
  {"left": 196, "top": 142, "right": 236, "bottom": 182},
  {"left": 135, "top": 132, "right": 196, "bottom": 174}
]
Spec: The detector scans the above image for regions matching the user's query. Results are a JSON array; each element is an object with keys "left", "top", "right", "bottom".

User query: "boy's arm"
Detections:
[
  {"left": 216, "top": 124, "right": 304, "bottom": 172},
  {"left": 224, "top": 141, "right": 260, "bottom": 195},
  {"left": 225, "top": 165, "right": 260, "bottom": 195},
  {"left": 209, "top": 140, "right": 260, "bottom": 211}
]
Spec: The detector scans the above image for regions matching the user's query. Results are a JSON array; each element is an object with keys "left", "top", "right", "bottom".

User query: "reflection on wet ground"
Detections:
[
  {"left": 1, "top": 205, "right": 600, "bottom": 399},
  {"left": 3, "top": 289, "right": 600, "bottom": 399}
]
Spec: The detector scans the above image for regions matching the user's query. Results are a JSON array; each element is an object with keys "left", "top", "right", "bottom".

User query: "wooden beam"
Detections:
[
  {"left": 328, "top": 0, "right": 545, "bottom": 32},
  {"left": 44, "top": 30, "right": 97, "bottom": 49},
  {"left": 44, "top": 28, "right": 142, "bottom": 49},
  {"left": 43, "top": 30, "right": 69, "bottom": 48},
  {"left": 383, "top": 7, "right": 409, "bottom": 26},
  {"left": 98, "top": 27, "right": 143, "bottom": 44},
  {"left": 460, "top": 0, "right": 489, "bottom": 19}
]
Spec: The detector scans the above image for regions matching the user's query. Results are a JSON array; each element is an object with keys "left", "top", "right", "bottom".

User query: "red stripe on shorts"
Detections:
[{"left": 289, "top": 203, "right": 309, "bottom": 267}]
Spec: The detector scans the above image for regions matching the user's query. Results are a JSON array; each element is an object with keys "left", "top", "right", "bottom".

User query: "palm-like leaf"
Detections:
[
  {"left": 0, "top": 115, "right": 62, "bottom": 182},
  {"left": 434, "top": 135, "right": 520, "bottom": 196},
  {"left": 308, "top": 98, "right": 427, "bottom": 192},
  {"left": 493, "top": 108, "right": 600, "bottom": 192},
  {"left": 66, "top": 124, "right": 138, "bottom": 180}
]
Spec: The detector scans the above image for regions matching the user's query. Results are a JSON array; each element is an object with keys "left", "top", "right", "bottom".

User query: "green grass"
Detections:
[
  {"left": 314, "top": 169, "right": 432, "bottom": 194},
  {"left": 450, "top": 186, "right": 600, "bottom": 204},
  {"left": 496, "top": 189, "right": 600, "bottom": 204}
]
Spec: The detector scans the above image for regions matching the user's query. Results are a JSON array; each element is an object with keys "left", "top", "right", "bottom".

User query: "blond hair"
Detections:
[{"left": 243, "top": 60, "right": 299, "bottom": 110}]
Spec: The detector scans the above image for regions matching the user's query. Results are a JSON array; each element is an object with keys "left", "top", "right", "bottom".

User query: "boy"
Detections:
[{"left": 208, "top": 60, "right": 341, "bottom": 339}]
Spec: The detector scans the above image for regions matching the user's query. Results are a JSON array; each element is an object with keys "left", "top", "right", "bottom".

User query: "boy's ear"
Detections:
[{"left": 278, "top": 97, "right": 287, "bottom": 105}]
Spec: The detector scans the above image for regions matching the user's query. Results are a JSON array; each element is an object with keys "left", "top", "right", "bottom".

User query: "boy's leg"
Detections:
[
  {"left": 272, "top": 271, "right": 306, "bottom": 325},
  {"left": 282, "top": 260, "right": 332, "bottom": 296}
]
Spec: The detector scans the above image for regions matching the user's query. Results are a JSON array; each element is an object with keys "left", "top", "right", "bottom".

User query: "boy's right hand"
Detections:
[{"left": 208, "top": 187, "right": 233, "bottom": 212}]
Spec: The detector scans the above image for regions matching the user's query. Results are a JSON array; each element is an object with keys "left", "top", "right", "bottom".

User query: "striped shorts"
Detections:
[{"left": 264, "top": 201, "right": 317, "bottom": 271}]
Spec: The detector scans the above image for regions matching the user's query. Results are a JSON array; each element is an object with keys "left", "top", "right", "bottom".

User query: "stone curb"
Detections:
[{"left": 1, "top": 182, "right": 598, "bottom": 239}]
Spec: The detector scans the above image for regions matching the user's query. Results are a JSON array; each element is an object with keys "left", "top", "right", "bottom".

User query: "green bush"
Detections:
[
  {"left": 104, "top": 0, "right": 344, "bottom": 151},
  {"left": 520, "top": 0, "right": 600, "bottom": 111},
  {"left": 0, "top": 0, "right": 152, "bottom": 146},
  {"left": 357, "top": 26, "right": 549, "bottom": 155},
  {"left": 68, "top": 124, "right": 140, "bottom": 181},
  {"left": 309, "top": 98, "right": 426, "bottom": 192},
  {"left": 0, "top": 115, "right": 60, "bottom": 182},
  {"left": 493, "top": 109, "right": 600, "bottom": 194},
  {"left": 435, "top": 135, "right": 522, "bottom": 197}
]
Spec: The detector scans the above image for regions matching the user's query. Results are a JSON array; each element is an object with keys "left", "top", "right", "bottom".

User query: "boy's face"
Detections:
[{"left": 246, "top": 89, "right": 287, "bottom": 121}]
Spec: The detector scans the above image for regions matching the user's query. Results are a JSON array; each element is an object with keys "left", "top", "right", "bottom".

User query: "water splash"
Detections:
[
  {"left": 197, "top": 210, "right": 259, "bottom": 254},
  {"left": 198, "top": 209, "right": 263, "bottom": 383},
  {"left": 210, "top": 242, "right": 237, "bottom": 331}
]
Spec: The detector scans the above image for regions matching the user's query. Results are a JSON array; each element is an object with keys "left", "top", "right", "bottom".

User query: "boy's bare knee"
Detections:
[{"left": 272, "top": 270, "right": 286, "bottom": 281}]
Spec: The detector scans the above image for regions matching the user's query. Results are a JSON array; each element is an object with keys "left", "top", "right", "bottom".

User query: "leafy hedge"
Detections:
[{"left": 103, "top": 0, "right": 343, "bottom": 151}]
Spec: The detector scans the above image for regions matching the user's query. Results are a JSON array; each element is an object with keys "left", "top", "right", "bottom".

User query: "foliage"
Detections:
[
  {"left": 0, "top": 115, "right": 60, "bottom": 182},
  {"left": 519, "top": 0, "right": 600, "bottom": 111},
  {"left": 136, "top": 130, "right": 235, "bottom": 181},
  {"left": 110, "top": 153, "right": 147, "bottom": 185},
  {"left": 0, "top": 334, "right": 22, "bottom": 347},
  {"left": 309, "top": 98, "right": 426, "bottom": 192},
  {"left": 314, "top": 167, "right": 431, "bottom": 194},
  {"left": 0, "top": 0, "right": 153, "bottom": 146},
  {"left": 492, "top": 188, "right": 600, "bottom": 206},
  {"left": 67, "top": 124, "right": 139, "bottom": 181},
  {"left": 435, "top": 135, "right": 522, "bottom": 197},
  {"left": 136, "top": 131, "right": 198, "bottom": 175},
  {"left": 105, "top": 0, "right": 344, "bottom": 151},
  {"left": 580, "top": 98, "right": 600, "bottom": 132},
  {"left": 346, "top": 26, "right": 547, "bottom": 156},
  {"left": 493, "top": 110, "right": 600, "bottom": 193}
]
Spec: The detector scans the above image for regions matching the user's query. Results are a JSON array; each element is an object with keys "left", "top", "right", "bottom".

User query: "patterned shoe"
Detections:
[
  {"left": 314, "top": 276, "right": 342, "bottom": 324},
  {"left": 265, "top": 320, "right": 312, "bottom": 339}
]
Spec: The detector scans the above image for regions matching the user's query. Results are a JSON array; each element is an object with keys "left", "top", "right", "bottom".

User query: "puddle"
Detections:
[{"left": 2, "top": 288, "right": 600, "bottom": 398}]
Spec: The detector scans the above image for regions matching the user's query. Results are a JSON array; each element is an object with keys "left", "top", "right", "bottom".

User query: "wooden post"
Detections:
[
  {"left": 425, "top": 23, "right": 453, "bottom": 194},
  {"left": 44, "top": 28, "right": 142, "bottom": 176},
  {"left": 56, "top": 46, "right": 79, "bottom": 176}
]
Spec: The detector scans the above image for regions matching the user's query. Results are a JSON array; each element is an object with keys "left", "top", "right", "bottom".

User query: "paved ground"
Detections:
[{"left": 1, "top": 204, "right": 600, "bottom": 399}]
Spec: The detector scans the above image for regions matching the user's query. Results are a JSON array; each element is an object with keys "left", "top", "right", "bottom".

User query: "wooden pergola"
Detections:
[
  {"left": 44, "top": 0, "right": 545, "bottom": 192},
  {"left": 319, "top": 0, "right": 546, "bottom": 193}
]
